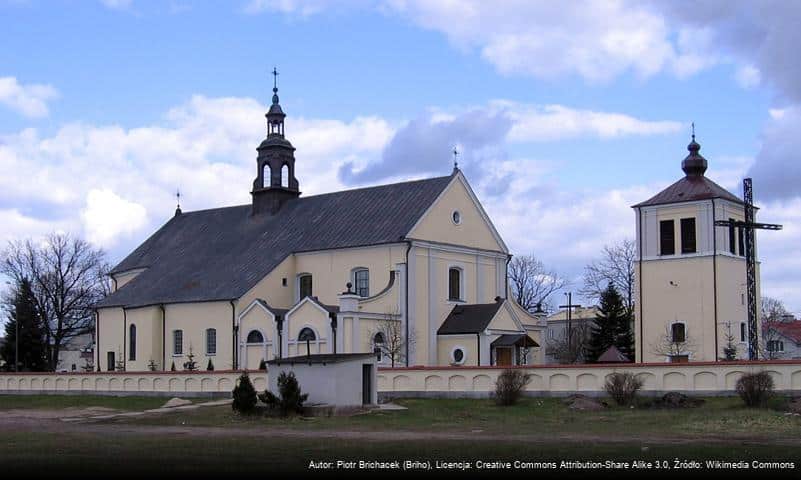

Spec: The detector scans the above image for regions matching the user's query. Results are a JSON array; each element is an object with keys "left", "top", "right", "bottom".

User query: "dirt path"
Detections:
[{"left": 1, "top": 413, "right": 799, "bottom": 447}]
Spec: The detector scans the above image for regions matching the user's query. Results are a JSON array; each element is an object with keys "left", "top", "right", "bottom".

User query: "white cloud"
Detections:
[
  {"left": 0, "top": 95, "right": 392, "bottom": 252},
  {"left": 735, "top": 65, "right": 761, "bottom": 89},
  {"left": 382, "top": 0, "right": 714, "bottom": 83},
  {"left": 0, "top": 77, "right": 58, "bottom": 118},
  {"left": 81, "top": 189, "right": 148, "bottom": 247},
  {"left": 502, "top": 103, "right": 682, "bottom": 142},
  {"left": 243, "top": 0, "right": 354, "bottom": 16},
  {"left": 100, "top": 0, "right": 133, "bottom": 10}
]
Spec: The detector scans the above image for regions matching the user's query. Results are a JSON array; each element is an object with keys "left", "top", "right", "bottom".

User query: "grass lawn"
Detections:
[
  {"left": 0, "top": 394, "right": 190, "bottom": 411},
  {"left": 119, "top": 396, "right": 801, "bottom": 440},
  {"left": 2, "top": 395, "right": 800, "bottom": 474}
]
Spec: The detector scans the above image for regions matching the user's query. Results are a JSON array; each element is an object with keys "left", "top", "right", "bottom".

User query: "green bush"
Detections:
[
  {"left": 259, "top": 371, "right": 308, "bottom": 416},
  {"left": 493, "top": 368, "right": 531, "bottom": 406},
  {"left": 232, "top": 372, "right": 258, "bottom": 414},
  {"left": 736, "top": 371, "right": 774, "bottom": 408},
  {"left": 604, "top": 372, "right": 644, "bottom": 406},
  {"left": 206, "top": 359, "right": 214, "bottom": 371},
  {"left": 258, "top": 359, "right": 268, "bottom": 370}
]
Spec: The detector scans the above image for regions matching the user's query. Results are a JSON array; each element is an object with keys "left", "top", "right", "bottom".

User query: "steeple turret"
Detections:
[{"left": 251, "top": 67, "right": 301, "bottom": 215}]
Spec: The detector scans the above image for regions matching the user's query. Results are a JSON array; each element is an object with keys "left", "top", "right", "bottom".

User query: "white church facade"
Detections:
[{"left": 94, "top": 84, "right": 543, "bottom": 372}]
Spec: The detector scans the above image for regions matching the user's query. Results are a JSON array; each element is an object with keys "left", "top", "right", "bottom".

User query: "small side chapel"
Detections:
[{"left": 94, "top": 79, "right": 543, "bottom": 372}]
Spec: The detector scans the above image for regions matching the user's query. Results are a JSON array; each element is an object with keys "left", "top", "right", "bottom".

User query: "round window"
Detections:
[
  {"left": 453, "top": 348, "right": 465, "bottom": 364},
  {"left": 452, "top": 210, "right": 461, "bottom": 225}
]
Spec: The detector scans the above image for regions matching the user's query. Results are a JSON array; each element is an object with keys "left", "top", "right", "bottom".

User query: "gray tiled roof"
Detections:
[
  {"left": 97, "top": 175, "right": 453, "bottom": 309},
  {"left": 437, "top": 301, "right": 504, "bottom": 335},
  {"left": 267, "top": 353, "right": 376, "bottom": 365},
  {"left": 634, "top": 175, "right": 743, "bottom": 207}
]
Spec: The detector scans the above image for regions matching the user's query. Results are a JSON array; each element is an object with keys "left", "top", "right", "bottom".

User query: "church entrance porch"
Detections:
[{"left": 491, "top": 334, "right": 538, "bottom": 366}]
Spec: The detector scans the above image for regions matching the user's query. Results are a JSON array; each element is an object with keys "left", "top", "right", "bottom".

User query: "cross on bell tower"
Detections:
[
  {"left": 266, "top": 67, "right": 286, "bottom": 137},
  {"left": 714, "top": 179, "right": 783, "bottom": 360}
]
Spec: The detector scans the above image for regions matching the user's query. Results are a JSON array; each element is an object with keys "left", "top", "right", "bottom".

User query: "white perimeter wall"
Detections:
[
  {"left": 3, "top": 361, "right": 801, "bottom": 398},
  {"left": 0, "top": 371, "right": 263, "bottom": 397},
  {"left": 378, "top": 360, "right": 801, "bottom": 397}
]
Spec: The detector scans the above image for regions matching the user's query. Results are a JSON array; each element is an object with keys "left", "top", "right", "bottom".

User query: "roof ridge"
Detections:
[{"left": 175, "top": 174, "right": 453, "bottom": 216}]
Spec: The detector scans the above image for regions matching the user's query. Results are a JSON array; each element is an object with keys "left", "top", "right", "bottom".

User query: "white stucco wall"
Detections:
[{"left": 267, "top": 357, "right": 378, "bottom": 406}]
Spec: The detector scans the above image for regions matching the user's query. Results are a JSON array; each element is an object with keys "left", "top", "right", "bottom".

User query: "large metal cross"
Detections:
[{"left": 714, "top": 178, "right": 782, "bottom": 360}]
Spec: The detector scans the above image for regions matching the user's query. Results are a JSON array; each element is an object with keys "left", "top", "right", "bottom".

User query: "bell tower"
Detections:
[{"left": 252, "top": 68, "right": 300, "bottom": 215}]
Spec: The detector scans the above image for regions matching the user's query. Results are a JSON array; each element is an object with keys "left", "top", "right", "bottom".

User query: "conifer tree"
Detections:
[
  {"left": 587, "top": 283, "right": 634, "bottom": 362},
  {"left": 1, "top": 279, "right": 47, "bottom": 371}
]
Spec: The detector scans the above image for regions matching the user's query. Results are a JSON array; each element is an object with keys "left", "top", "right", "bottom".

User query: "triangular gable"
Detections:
[
  {"left": 406, "top": 172, "right": 508, "bottom": 253},
  {"left": 486, "top": 301, "right": 525, "bottom": 333}
]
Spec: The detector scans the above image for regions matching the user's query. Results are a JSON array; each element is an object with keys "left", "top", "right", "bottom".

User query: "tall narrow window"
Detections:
[
  {"left": 448, "top": 267, "right": 462, "bottom": 301},
  {"left": 128, "top": 324, "right": 136, "bottom": 361},
  {"left": 206, "top": 328, "right": 217, "bottom": 356},
  {"left": 281, "top": 164, "right": 289, "bottom": 187},
  {"left": 353, "top": 269, "right": 369, "bottom": 297},
  {"left": 680, "top": 217, "right": 696, "bottom": 254},
  {"left": 740, "top": 322, "right": 746, "bottom": 342},
  {"left": 728, "top": 218, "right": 737, "bottom": 254},
  {"left": 671, "top": 323, "right": 686, "bottom": 343},
  {"left": 263, "top": 164, "right": 271, "bottom": 188},
  {"left": 173, "top": 330, "right": 183, "bottom": 355},
  {"left": 659, "top": 220, "right": 675, "bottom": 255},
  {"left": 299, "top": 274, "right": 312, "bottom": 299},
  {"left": 738, "top": 227, "right": 745, "bottom": 257}
]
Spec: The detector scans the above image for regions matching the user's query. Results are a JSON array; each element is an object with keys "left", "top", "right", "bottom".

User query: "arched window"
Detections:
[
  {"left": 298, "top": 327, "right": 316, "bottom": 342},
  {"left": 373, "top": 332, "right": 385, "bottom": 345},
  {"left": 448, "top": 267, "right": 462, "bottom": 301},
  {"left": 671, "top": 323, "right": 686, "bottom": 343},
  {"left": 206, "top": 328, "right": 217, "bottom": 356},
  {"left": 246, "top": 330, "right": 264, "bottom": 344},
  {"left": 128, "top": 324, "right": 136, "bottom": 361},
  {"left": 281, "top": 164, "right": 289, "bottom": 187},
  {"left": 353, "top": 268, "right": 369, "bottom": 297},
  {"left": 262, "top": 163, "right": 271, "bottom": 188},
  {"left": 298, "top": 274, "right": 312, "bottom": 299},
  {"left": 173, "top": 330, "right": 183, "bottom": 355}
]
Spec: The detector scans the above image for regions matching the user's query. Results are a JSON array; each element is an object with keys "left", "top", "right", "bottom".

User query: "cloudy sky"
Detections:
[{"left": 1, "top": 0, "right": 799, "bottom": 315}]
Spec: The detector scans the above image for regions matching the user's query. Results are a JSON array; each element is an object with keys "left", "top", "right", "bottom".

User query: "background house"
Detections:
[
  {"left": 56, "top": 333, "right": 94, "bottom": 372},
  {"left": 544, "top": 306, "right": 599, "bottom": 364},
  {"left": 762, "top": 315, "right": 801, "bottom": 359}
]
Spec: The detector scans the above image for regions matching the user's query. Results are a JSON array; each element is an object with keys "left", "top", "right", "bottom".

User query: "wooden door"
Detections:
[{"left": 496, "top": 348, "right": 512, "bottom": 366}]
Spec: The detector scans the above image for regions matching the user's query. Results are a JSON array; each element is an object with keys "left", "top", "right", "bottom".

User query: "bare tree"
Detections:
[
  {"left": 546, "top": 323, "right": 591, "bottom": 364},
  {"left": 580, "top": 239, "right": 636, "bottom": 314},
  {"left": 761, "top": 296, "right": 790, "bottom": 322},
  {"left": 650, "top": 324, "right": 698, "bottom": 360},
  {"left": 369, "top": 317, "right": 415, "bottom": 368},
  {"left": 508, "top": 254, "right": 567, "bottom": 313},
  {"left": 1, "top": 233, "right": 110, "bottom": 371},
  {"left": 757, "top": 297, "right": 791, "bottom": 360},
  {"left": 759, "top": 322, "right": 786, "bottom": 360}
]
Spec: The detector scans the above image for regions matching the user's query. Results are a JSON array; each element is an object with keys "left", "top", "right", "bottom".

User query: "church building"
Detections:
[
  {"left": 94, "top": 82, "right": 542, "bottom": 372},
  {"left": 633, "top": 134, "right": 759, "bottom": 363}
]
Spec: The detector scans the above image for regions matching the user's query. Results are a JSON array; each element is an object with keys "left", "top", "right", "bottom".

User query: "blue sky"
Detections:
[{"left": 1, "top": 0, "right": 799, "bottom": 314}]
